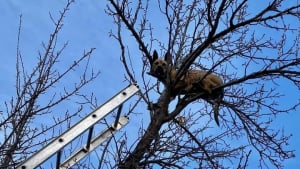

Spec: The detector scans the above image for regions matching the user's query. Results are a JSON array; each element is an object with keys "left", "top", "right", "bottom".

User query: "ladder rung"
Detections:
[
  {"left": 56, "top": 150, "right": 62, "bottom": 169},
  {"left": 59, "top": 116, "right": 129, "bottom": 169},
  {"left": 114, "top": 104, "right": 123, "bottom": 128},
  {"left": 86, "top": 126, "right": 94, "bottom": 151}
]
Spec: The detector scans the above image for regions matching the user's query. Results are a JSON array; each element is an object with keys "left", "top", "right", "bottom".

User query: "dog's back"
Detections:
[{"left": 169, "top": 69, "right": 223, "bottom": 96}]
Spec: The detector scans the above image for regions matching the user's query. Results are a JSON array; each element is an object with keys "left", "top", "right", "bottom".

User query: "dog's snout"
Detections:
[{"left": 155, "top": 66, "right": 164, "bottom": 75}]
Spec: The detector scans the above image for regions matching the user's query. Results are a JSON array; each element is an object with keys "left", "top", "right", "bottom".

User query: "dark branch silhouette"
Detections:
[
  {"left": 0, "top": 1, "right": 99, "bottom": 168},
  {"left": 107, "top": 0, "right": 299, "bottom": 169}
]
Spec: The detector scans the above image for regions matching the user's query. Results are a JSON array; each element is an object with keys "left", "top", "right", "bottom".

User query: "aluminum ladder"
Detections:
[{"left": 17, "top": 84, "right": 139, "bottom": 169}]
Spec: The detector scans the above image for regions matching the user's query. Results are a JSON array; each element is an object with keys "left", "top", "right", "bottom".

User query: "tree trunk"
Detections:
[{"left": 119, "top": 92, "right": 170, "bottom": 169}]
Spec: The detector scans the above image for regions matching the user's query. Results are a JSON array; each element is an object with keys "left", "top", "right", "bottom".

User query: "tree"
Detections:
[
  {"left": 0, "top": 1, "right": 99, "bottom": 168},
  {"left": 105, "top": 0, "right": 300, "bottom": 168},
  {"left": 1, "top": 0, "right": 299, "bottom": 168}
]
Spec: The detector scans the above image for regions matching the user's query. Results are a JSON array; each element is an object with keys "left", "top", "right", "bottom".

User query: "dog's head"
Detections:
[{"left": 149, "top": 50, "right": 172, "bottom": 80}]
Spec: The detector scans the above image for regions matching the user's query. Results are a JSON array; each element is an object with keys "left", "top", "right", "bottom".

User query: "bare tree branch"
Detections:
[{"left": 0, "top": 1, "right": 100, "bottom": 168}]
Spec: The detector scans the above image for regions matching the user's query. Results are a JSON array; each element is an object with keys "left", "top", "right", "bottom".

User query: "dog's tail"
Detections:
[
  {"left": 213, "top": 102, "right": 220, "bottom": 126},
  {"left": 213, "top": 88, "right": 224, "bottom": 126}
]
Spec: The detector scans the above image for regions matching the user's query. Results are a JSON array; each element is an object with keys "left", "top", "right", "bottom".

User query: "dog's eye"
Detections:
[
  {"left": 162, "top": 62, "right": 167, "bottom": 66},
  {"left": 154, "top": 62, "right": 159, "bottom": 65}
]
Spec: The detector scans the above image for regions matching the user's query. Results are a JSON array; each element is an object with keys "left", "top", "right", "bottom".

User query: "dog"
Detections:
[{"left": 148, "top": 50, "right": 224, "bottom": 126}]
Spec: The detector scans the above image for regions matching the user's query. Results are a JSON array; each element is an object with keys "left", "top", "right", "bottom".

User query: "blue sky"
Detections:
[{"left": 0, "top": 1, "right": 299, "bottom": 169}]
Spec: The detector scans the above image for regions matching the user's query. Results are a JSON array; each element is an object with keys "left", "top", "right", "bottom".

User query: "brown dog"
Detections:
[{"left": 149, "top": 50, "right": 224, "bottom": 126}]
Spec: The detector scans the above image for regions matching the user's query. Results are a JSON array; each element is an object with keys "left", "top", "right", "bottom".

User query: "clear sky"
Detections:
[{"left": 0, "top": 1, "right": 299, "bottom": 169}]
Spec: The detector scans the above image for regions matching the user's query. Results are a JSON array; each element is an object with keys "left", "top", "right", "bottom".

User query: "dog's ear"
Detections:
[
  {"left": 152, "top": 50, "right": 158, "bottom": 62},
  {"left": 164, "top": 51, "right": 172, "bottom": 65}
]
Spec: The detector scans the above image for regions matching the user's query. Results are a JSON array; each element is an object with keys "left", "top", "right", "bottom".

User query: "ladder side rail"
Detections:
[{"left": 17, "top": 84, "right": 139, "bottom": 169}]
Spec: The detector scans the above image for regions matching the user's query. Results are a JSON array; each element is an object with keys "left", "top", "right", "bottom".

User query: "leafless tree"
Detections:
[
  {"left": 105, "top": 0, "right": 300, "bottom": 169},
  {"left": 0, "top": 1, "right": 99, "bottom": 168}
]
